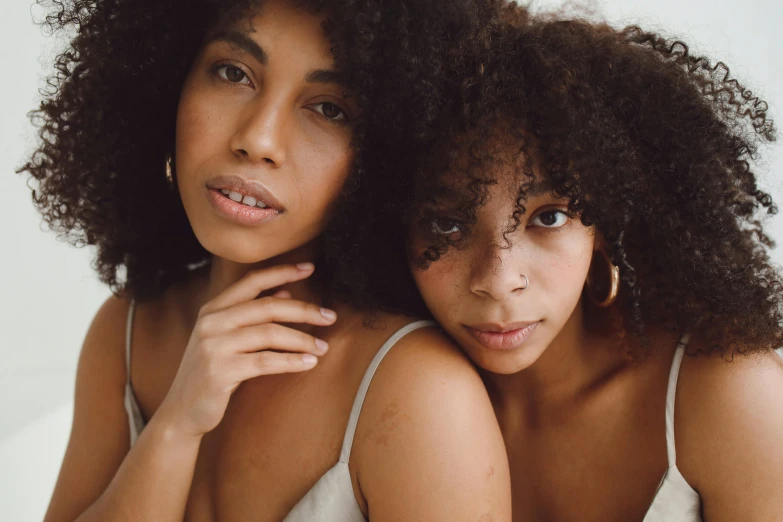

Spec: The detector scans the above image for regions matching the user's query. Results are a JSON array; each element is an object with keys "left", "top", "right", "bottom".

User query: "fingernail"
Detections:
[
  {"left": 302, "top": 354, "right": 318, "bottom": 366},
  {"left": 297, "top": 263, "right": 314, "bottom": 271},
  {"left": 320, "top": 308, "right": 337, "bottom": 321},
  {"left": 315, "top": 339, "right": 329, "bottom": 353}
]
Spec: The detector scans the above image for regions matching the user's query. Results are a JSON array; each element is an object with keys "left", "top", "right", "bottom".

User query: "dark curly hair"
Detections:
[
  {"left": 405, "top": 7, "right": 783, "bottom": 356},
  {"left": 17, "top": 0, "right": 501, "bottom": 315}
]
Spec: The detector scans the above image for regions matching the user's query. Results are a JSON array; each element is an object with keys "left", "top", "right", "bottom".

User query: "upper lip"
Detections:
[
  {"left": 206, "top": 175, "right": 285, "bottom": 211},
  {"left": 466, "top": 321, "right": 538, "bottom": 333}
]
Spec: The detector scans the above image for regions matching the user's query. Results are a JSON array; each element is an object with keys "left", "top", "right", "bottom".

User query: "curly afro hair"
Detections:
[
  {"left": 17, "top": 0, "right": 502, "bottom": 315},
  {"left": 405, "top": 7, "right": 783, "bottom": 356}
]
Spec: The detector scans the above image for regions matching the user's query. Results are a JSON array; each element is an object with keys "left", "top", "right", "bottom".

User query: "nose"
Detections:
[
  {"left": 469, "top": 242, "right": 529, "bottom": 301},
  {"left": 230, "top": 94, "right": 288, "bottom": 167}
]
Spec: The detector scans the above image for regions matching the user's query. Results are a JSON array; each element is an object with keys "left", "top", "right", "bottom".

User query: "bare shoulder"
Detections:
[
  {"left": 675, "top": 344, "right": 783, "bottom": 521},
  {"left": 357, "top": 321, "right": 495, "bottom": 441},
  {"left": 351, "top": 319, "right": 511, "bottom": 521},
  {"left": 79, "top": 294, "right": 133, "bottom": 378},
  {"left": 676, "top": 345, "right": 783, "bottom": 433},
  {"left": 43, "top": 294, "right": 133, "bottom": 522},
  {"left": 367, "top": 319, "right": 486, "bottom": 391}
]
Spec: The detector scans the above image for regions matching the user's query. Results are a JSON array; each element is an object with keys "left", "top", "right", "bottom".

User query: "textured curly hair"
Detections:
[
  {"left": 17, "top": 0, "right": 501, "bottom": 315},
  {"left": 406, "top": 8, "right": 783, "bottom": 356}
]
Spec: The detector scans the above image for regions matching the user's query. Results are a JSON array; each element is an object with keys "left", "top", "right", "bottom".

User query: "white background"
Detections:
[{"left": 1, "top": 0, "right": 781, "bottom": 519}]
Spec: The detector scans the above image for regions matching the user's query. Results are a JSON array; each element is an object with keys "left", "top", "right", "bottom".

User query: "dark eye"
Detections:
[
  {"left": 531, "top": 210, "right": 569, "bottom": 228},
  {"left": 217, "top": 65, "right": 250, "bottom": 85},
  {"left": 430, "top": 218, "right": 464, "bottom": 240},
  {"left": 312, "top": 102, "right": 347, "bottom": 121}
]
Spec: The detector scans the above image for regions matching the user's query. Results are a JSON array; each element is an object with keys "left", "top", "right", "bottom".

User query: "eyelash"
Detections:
[
  {"left": 428, "top": 208, "right": 570, "bottom": 240},
  {"left": 428, "top": 218, "right": 466, "bottom": 242},
  {"left": 211, "top": 63, "right": 350, "bottom": 125},
  {"left": 309, "top": 102, "right": 349, "bottom": 124},
  {"left": 213, "top": 63, "right": 253, "bottom": 87},
  {"left": 528, "top": 209, "right": 571, "bottom": 229}
]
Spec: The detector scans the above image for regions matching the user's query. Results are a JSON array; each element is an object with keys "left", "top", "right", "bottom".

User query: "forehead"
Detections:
[
  {"left": 437, "top": 142, "right": 551, "bottom": 198},
  {"left": 207, "top": 0, "right": 332, "bottom": 62}
]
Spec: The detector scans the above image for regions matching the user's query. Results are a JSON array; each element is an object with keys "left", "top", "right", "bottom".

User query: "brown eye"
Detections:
[
  {"left": 531, "top": 210, "right": 568, "bottom": 228},
  {"left": 312, "top": 102, "right": 347, "bottom": 121},
  {"left": 539, "top": 212, "right": 558, "bottom": 226},
  {"left": 217, "top": 65, "right": 249, "bottom": 84},
  {"left": 430, "top": 218, "right": 463, "bottom": 240}
]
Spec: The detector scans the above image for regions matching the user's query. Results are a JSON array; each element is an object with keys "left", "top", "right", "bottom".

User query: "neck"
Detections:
[
  {"left": 198, "top": 241, "right": 322, "bottom": 308},
  {"left": 482, "top": 303, "right": 625, "bottom": 412}
]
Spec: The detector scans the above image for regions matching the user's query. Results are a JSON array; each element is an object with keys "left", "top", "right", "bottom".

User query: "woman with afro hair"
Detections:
[
  {"left": 406, "top": 4, "right": 783, "bottom": 521},
  {"left": 18, "top": 0, "right": 514, "bottom": 520}
]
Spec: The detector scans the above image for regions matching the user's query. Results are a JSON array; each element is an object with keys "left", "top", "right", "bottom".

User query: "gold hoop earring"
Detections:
[
  {"left": 165, "top": 154, "right": 174, "bottom": 187},
  {"left": 586, "top": 248, "right": 620, "bottom": 308}
]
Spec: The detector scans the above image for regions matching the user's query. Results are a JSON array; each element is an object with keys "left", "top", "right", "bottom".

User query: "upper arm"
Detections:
[
  {"left": 44, "top": 296, "right": 134, "bottom": 522},
  {"left": 352, "top": 327, "right": 512, "bottom": 522},
  {"left": 676, "top": 350, "right": 783, "bottom": 522}
]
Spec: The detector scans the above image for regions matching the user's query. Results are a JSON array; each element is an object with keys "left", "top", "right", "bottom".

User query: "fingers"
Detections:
[
  {"left": 196, "top": 297, "right": 336, "bottom": 338},
  {"left": 221, "top": 323, "right": 330, "bottom": 356},
  {"left": 203, "top": 263, "right": 315, "bottom": 313},
  {"left": 233, "top": 351, "right": 320, "bottom": 380}
]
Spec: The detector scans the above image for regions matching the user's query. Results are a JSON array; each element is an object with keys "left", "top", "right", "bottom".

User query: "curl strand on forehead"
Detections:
[
  {"left": 20, "top": 0, "right": 505, "bottom": 319},
  {"left": 407, "top": 9, "right": 783, "bottom": 356}
]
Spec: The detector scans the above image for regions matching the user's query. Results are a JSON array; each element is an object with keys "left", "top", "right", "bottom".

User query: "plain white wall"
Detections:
[{"left": 1, "top": 0, "right": 781, "bottom": 520}]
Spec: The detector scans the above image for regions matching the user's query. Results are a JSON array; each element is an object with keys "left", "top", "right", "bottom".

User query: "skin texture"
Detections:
[
  {"left": 402, "top": 9, "right": 783, "bottom": 521},
  {"left": 175, "top": 6, "right": 358, "bottom": 266},
  {"left": 411, "top": 171, "right": 783, "bottom": 522},
  {"left": 18, "top": 0, "right": 503, "bottom": 314},
  {"left": 41, "top": 2, "right": 511, "bottom": 521}
]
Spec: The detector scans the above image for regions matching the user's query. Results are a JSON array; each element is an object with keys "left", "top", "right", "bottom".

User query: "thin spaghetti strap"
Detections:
[
  {"left": 665, "top": 333, "right": 691, "bottom": 467},
  {"left": 125, "top": 299, "right": 137, "bottom": 386},
  {"left": 123, "top": 299, "right": 147, "bottom": 446},
  {"left": 338, "top": 320, "right": 436, "bottom": 463}
]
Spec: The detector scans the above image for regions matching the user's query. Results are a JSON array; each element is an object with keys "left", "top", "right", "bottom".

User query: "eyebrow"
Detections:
[
  {"left": 208, "top": 30, "right": 345, "bottom": 87},
  {"left": 306, "top": 69, "right": 345, "bottom": 86},
  {"left": 210, "top": 29, "right": 267, "bottom": 65},
  {"left": 523, "top": 180, "right": 556, "bottom": 198}
]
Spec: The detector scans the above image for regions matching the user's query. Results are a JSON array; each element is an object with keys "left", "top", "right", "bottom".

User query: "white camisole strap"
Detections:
[
  {"left": 337, "top": 320, "right": 436, "bottom": 463},
  {"left": 124, "top": 299, "right": 146, "bottom": 446},
  {"left": 664, "top": 333, "right": 691, "bottom": 467},
  {"left": 125, "top": 299, "right": 136, "bottom": 385}
]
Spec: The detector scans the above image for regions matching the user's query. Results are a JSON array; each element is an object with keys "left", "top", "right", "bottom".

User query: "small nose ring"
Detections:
[{"left": 519, "top": 275, "right": 529, "bottom": 291}]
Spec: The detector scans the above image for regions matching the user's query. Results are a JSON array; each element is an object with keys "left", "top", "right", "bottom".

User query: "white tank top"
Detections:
[
  {"left": 643, "top": 333, "right": 701, "bottom": 521},
  {"left": 644, "top": 339, "right": 783, "bottom": 520},
  {"left": 123, "top": 299, "right": 436, "bottom": 521}
]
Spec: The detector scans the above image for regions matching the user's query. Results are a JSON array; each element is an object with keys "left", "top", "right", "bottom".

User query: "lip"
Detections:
[
  {"left": 464, "top": 321, "right": 539, "bottom": 351},
  {"left": 206, "top": 175, "right": 285, "bottom": 211},
  {"left": 205, "top": 175, "right": 284, "bottom": 227}
]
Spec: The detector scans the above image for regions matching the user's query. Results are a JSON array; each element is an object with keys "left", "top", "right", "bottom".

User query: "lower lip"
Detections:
[
  {"left": 466, "top": 322, "right": 539, "bottom": 351},
  {"left": 206, "top": 188, "right": 281, "bottom": 226}
]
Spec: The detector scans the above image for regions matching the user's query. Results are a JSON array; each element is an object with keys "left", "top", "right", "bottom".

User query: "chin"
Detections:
[
  {"left": 473, "top": 348, "right": 538, "bottom": 375},
  {"left": 456, "top": 333, "right": 545, "bottom": 376},
  {"left": 195, "top": 230, "right": 292, "bottom": 264}
]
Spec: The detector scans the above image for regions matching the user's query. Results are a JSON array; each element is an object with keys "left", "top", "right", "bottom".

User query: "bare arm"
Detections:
[
  {"left": 43, "top": 296, "right": 203, "bottom": 522},
  {"left": 677, "top": 350, "right": 783, "bottom": 521},
  {"left": 44, "top": 264, "right": 335, "bottom": 522},
  {"left": 354, "top": 328, "right": 512, "bottom": 522}
]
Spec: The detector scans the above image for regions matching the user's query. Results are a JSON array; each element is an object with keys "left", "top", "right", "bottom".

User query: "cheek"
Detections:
[
  {"left": 531, "top": 230, "right": 594, "bottom": 309},
  {"left": 292, "top": 144, "right": 354, "bottom": 223},
  {"left": 175, "top": 83, "right": 229, "bottom": 173},
  {"left": 410, "top": 250, "right": 468, "bottom": 320}
]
